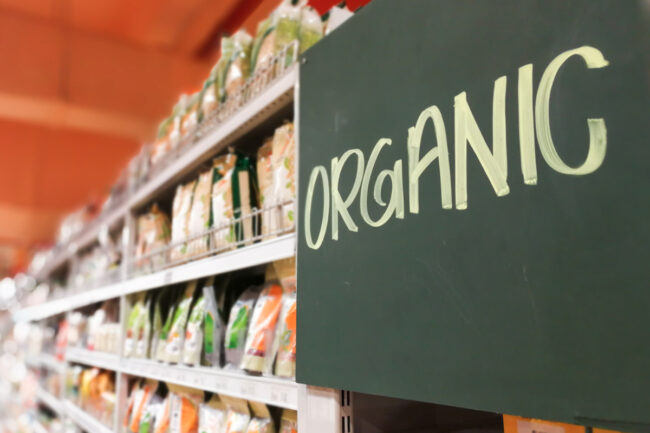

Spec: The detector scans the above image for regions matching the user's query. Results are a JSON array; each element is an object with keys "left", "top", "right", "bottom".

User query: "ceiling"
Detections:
[{"left": 0, "top": 0, "right": 369, "bottom": 275}]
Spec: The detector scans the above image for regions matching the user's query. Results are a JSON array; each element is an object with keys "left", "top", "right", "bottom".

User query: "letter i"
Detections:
[{"left": 518, "top": 64, "right": 537, "bottom": 185}]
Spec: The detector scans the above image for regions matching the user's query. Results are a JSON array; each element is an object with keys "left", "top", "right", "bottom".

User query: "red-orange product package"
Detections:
[
  {"left": 168, "top": 385, "right": 203, "bottom": 433},
  {"left": 240, "top": 280, "right": 283, "bottom": 374}
]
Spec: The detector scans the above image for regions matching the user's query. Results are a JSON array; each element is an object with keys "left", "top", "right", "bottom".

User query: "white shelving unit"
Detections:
[
  {"left": 35, "top": 388, "right": 63, "bottom": 416},
  {"left": 17, "top": 52, "right": 346, "bottom": 433},
  {"left": 64, "top": 400, "right": 113, "bottom": 433},
  {"left": 26, "top": 354, "right": 65, "bottom": 374},
  {"left": 15, "top": 233, "right": 295, "bottom": 322}
]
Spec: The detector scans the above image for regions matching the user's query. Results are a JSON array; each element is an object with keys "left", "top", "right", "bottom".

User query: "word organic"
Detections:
[{"left": 304, "top": 46, "right": 609, "bottom": 250}]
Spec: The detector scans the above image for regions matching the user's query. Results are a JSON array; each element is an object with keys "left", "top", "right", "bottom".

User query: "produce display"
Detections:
[
  {"left": 68, "top": 303, "right": 121, "bottom": 354},
  {"left": 23, "top": 0, "right": 329, "bottom": 296},
  {"left": 124, "top": 259, "right": 296, "bottom": 379},
  {"left": 65, "top": 366, "right": 116, "bottom": 428},
  {"left": 124, "top": 381, "right": 294, "bottom": 433},
  {"left": 131, "top": 120, "right": 295, "bottom": 274}
]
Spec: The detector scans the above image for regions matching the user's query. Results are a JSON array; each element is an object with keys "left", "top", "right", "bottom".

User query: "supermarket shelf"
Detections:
[
  {"left": 35, "top": 388, "right": 63, "bottom": 415},
  {"left": 32, "top": 65, "right": 297, "bottom": 285},
  {"left": 121, "top": 358, "right": 298, "bottom": 410},
  {"left": 26, "top": 353, "right": 65, "bottom": 374},
  {"left": 14, "top": 234, "right": 295, "bottom": 322},
  {"left": 128, "top": 65, "right": 297, "bottom": 209},
  {"left": 66, "top": 347, "right": 119, "bottom": 371},
  {"left": 63, "top": 400, "right": 113, "bottom": 433}
]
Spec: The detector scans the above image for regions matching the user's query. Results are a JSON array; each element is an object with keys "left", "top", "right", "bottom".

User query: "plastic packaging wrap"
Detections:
[
  {"left": 240, "top": 280, "right": 283, "bottom": 374},
  {"left": 246, "top": 402, "right": 274, "bottom": 433},
  {"left": 165, "top": 282, "right": 198, "bottom": 363},
  {"left": 211, "top": 154, "right": 237, "bottom": 251},
  {"left": 221, "top": 396, "right": 250, "bottom": 433},
  {"left": 279, "top": 410, "right": 297, "bottom": 433},
  {"left": 221, "top": 31, "right": 253, "bottom": 102},
  {"left": 181, "top": 92, "right": 201, "bottom": 140},
  {"left": 187, "top": 168, "right": 213, "bottom": 257},
  {"left": 135, "top": 205, "right": 171, "bottom": 270},
  {"left": 169, "top": 386, "right": 203, "bottom": 433},
  {"left": 271, "top": 123, "right": 296, "bottom": 232},
  {"left": 203, "top": 277, "right": 225, "bottom": 367},
  {"left": 224, "top": 287, "right": 259, "bottom": 368},
  {"left": 182, "top": 292, "right": 205, "bottom": 366},
  {"left": 171, "top": 181, "right": 197, "bottom": 262},
  {"left": 198, "top": 395, "right": 227, "bottom": 433},
  {"left": 298, "top": 6, "right": 323, "bottom": 54}
]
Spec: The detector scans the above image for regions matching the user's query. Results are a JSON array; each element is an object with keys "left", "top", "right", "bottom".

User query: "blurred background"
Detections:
[{"left": 0, "top": 0, "right": 369, "bottom": 278}]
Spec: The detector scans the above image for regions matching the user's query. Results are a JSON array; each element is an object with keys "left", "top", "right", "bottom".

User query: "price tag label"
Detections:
[
  {"left": 211, "top": 377, "right": 227, "bottom": 391},
  {"left": 240, "top": 382, "right": 255, "bottom": 397},
  {"left": 270, "top": 387, "right": 289, "bottom": 404}
]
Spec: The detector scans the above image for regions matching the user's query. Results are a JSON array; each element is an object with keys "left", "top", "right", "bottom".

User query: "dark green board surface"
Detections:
[{"left": 297, "top": 0, "right": 650, "bottom": 430}]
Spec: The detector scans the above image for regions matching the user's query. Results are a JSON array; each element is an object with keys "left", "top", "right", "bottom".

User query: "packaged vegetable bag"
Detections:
[
  {"left": 256, "top": 138, "right": 274, "bottom": 236},
  {"left": 135, "top": 294, "right": 154, "bottom": 359},
  {"left": 154, "top": 395, "right": 171, "bottom": 433},
  {"left": 124, "top": 294, "right": 146, "bottom": 358},
  {"left": 200, "top": 62, "right": 221, "bottom": 121},
  {"left": 130, "top": 380, "right": 158, "bottom": 433},
  {"left": 165, "top": 281, "right": 198, "bottom": 363},
  {"left": 224, "top": 286, "right": 260, "bottom": 368},
  {"left": 251, "top": 1, "right": 299, "bottom": 73},
  {"left": 279, "top": 410, "right": 297, "bottom": 433},
  {"left": 168, "top": 385, "right": 203, "bottom": 433},
  {"left": 203, "top": 277, "right": 225, "bottom": 367},
  {"left": 221, "top": 396, "right": 250, "bottom": 433},
  {"left": 135, "top": 205, "right": 171, "bottom": 270},
  {"left": 182, "top": 292, "right": 205, "bottom": 366},
  {"left": 156, "top": 287, "right": 182, "bottom": 362},
  {"left": 198, "top": 395, "right": 227, "bottom": 433},
  {"left": 171, "top": 181, "right": 197, "bottom": 262},
  {"left": 233, "top": 154, "right": 258, "bottom": 247},
  {"left": 272, "top": 258, "right": 297, "bottom": 377},
  {"left": 187, "top": 168, "right": 213, "bottom": 257},
  {"left": 220, "top": 30, "right": 253, "bottom": 103},
  {"left": 181, "top": 92, "right": 201, "bottom": 141},
  {"left": 273, "top": 292, "right": 296, "bottom": 378},
  {"left": 298, "top": 6, "right": 323, "bottom": 54},
  {"left": 246, "top": 402, "right": 274, "bottom": 433},
  {"left": 211, "top": 154, "right": 237, "bottom": 250},
  {"left": 270, "top": 122, "right": 295, "bottom": 232},
  {"left": 139, "top": 393, "right": 163, "bottom": 433},
  {"left": 240, "top": 281, "right": 283, "bottom": 374}
]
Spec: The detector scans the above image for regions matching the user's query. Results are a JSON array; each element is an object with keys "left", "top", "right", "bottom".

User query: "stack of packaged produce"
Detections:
[
  {"left": 124, "top": 258, "right": 296, "bottom": 380},
  {"left": 66, "top": 301, "right": 121, "bottom": 354},
  {"left": 134, "top": 122, "right": 295, "bottom": 272},
  {"left": 65, "top": 366, "right": 116, "bottom": 427},
  {"left": 124, "top": 381, "right": 297, "bottom": 433},
  {"left": 148, "top": 0, "right": 321, "bottom": 168}
]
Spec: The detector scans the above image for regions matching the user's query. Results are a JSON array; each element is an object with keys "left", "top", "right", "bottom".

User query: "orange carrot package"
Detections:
[
  {"left": 130, "top": 380, "right": 158, "bottom": 433},
  {"left": 271, "top": 258, "right": 296, "bottom": 378},
  {"left": 168, "top": 385, "right": 203, "bottom": 433},
  {"left": 153, "top": 394, "right": 171, "bottom": 433},
  {"left": 240, "top": 268, "right": 284, "bottom": 374}
]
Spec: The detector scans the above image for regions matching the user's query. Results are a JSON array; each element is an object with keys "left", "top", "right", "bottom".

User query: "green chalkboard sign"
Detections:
[{"left": 297, "top": 0, "right": 650, "bottom": 431}]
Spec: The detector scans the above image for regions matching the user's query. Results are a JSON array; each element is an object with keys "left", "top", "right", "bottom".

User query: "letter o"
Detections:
[{"left": 304, "top": 166, "right": 330, "bottom": 250}]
